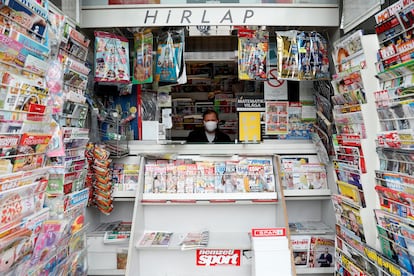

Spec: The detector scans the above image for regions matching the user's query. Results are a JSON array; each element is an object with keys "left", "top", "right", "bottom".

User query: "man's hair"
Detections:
[{"left": 202, "top": 109, "right": 219, "bottom": 120}]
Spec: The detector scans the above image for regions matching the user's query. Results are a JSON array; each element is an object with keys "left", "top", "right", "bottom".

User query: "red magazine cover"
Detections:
[{"left": 12, "top": 133, "right": 51, "bottom": 172}]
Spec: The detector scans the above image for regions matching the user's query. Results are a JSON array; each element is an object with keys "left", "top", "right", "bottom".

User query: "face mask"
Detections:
[{"left": 204, "top": 121, "right": 217, "bottom": 132}]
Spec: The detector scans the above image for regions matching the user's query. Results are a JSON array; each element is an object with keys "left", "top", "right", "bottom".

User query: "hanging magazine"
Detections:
[
  {"left": 94, "top": 31, "right": 130, "bottom": 83},
  {"left": 133, "top": 31, "right": 153, "bottom": 84},
  {"left": 277, "top": 30, "right": 299, "bottom": 80},
  {"left": 238, "top": 29, "right": 268, "bottom": 81},
  {"left": 155, "top": 29, "right": 184, "bottom": 83}
]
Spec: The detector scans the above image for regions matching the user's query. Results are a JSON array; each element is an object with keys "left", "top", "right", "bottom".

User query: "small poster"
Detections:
[
  {"left": 239, "top": 112, "right": 261, "bottom": 142},
  {"left": 265, "top": 101, "right": 288, "bottom": 135}
]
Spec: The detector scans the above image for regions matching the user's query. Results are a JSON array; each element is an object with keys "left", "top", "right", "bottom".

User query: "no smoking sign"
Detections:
[{"left": 266, "top": 69, "right": 285, "bottom": 88}]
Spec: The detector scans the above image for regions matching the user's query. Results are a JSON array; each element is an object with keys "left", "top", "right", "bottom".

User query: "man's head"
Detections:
[{"left": 203, "top": 109, "right": 219, "bottom": 133}]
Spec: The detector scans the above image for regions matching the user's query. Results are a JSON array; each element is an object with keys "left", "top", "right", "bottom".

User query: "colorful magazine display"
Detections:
[{"left": 144, "top": 157, "right": 275, "bottom": 194}]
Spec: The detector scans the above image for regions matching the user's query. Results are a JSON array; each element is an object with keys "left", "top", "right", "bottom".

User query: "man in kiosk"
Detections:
[{"left": 186, "top": 109, "right": 231, "bottom": 143}]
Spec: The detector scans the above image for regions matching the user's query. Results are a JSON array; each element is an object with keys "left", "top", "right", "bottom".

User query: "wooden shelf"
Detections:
[{"left": 136, "top": 231, "right": 251, "bottom": 251}]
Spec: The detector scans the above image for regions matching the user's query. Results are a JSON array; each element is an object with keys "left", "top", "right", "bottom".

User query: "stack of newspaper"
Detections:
[{"left": 179, "top": 230, "right": 209, "bottom": 250}]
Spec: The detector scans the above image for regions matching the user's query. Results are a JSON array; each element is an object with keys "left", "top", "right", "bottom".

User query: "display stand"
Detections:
[{"left": 116, "top": 141, "right": 322, "bottom": 276}]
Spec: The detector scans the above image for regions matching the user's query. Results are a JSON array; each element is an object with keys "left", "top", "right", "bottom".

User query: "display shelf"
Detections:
[
  {"left": 142, "top": 192, "right": 277, "bottom": 201},
  {"left": 285, "top": 196, "right": 332, "bottom": 201},
  {"left": 283, "top": 189, "right": 331, "bottom": 197},
  {"left": 136, "top": 231, "right": 250, "bottom": 251},
  {"left": 140, "top": 199, "right": 278, "bottom": 205},
  {"left": 112, "top": 190, "right": 137, "bottom": 198},
  {"left": 87, "top": 269, "right": 126, "bottom": 275},
  {"left": 295, "top": 267, "right": 335, "bottom": 274},
  {"left": 290, "top": 230, "right": 334, "bottom": 236}
]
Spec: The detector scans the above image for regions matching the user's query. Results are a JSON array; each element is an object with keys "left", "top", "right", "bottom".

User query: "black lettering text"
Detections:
[
  {"left": 181, "top": 10, "right": 192, "bottom": 24},
  {"left": 220, "top": 10, "right": 233, "bottom": 23},
  {"left": 201, "top": 10, "right": 210, "bottom": 23},
  {"left": 145, "top": 10, "right": 158, "bottom": 24},
  {"left": 243, "top": 10, "right": 254, "bottom": 23}
]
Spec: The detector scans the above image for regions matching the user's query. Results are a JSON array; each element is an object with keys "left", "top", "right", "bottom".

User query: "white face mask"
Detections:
[{"left": 204, "top": 121, "right": 217, "bottom": 132}]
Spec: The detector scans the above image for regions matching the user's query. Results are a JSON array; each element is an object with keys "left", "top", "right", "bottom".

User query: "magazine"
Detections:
[
  {"left": 291, "top": 235, "right": 311, "bottom": 266},
  {"left": 0, "top": 135, "right": 19, "bottom": 157},
  {"left": 12, "top": 133, "right": 51, "bottom": 172},
  {"left": 179, "top": 230, "right": 209, "bottom": 250},
  {"left": 309, "top": 236, "right": 335, "bottom": 268},
  {"left": 137, "top": 231, "right": 173, "bottom": 247}
]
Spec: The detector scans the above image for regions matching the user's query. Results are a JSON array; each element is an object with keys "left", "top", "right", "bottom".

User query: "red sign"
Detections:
[
  {"left": 251, "top": 228, "right": 286, "bottom": 237},
  {"left": 196, "top": 249, "right": 241, "bottom": 266},
  {"left": 266, "top": 69, "right": 285, "bottom": 88}
]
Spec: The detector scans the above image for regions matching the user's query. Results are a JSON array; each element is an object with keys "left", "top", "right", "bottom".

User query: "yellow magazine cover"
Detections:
[{"left": 238, "top": 112, "right": 261, "bottom": 142}]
